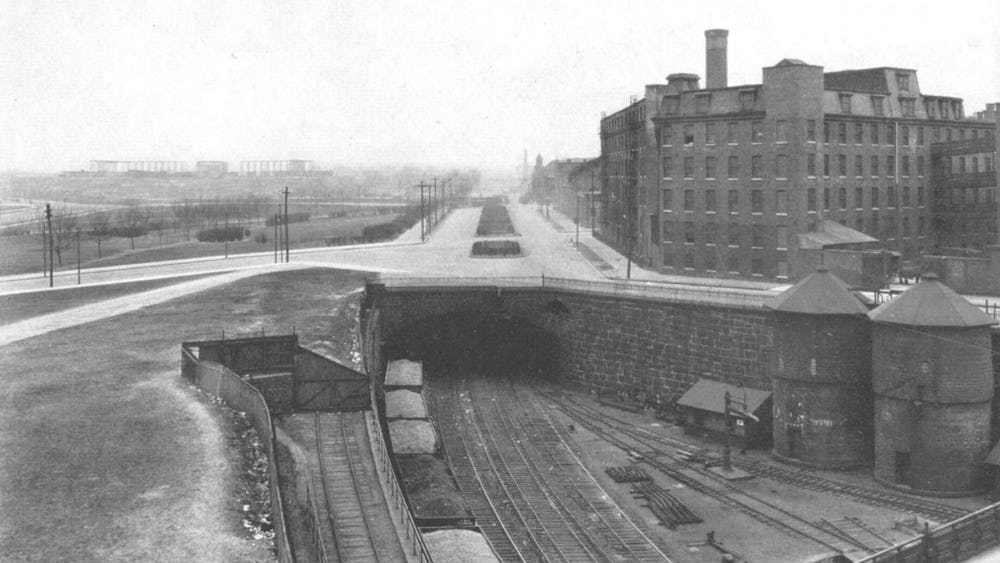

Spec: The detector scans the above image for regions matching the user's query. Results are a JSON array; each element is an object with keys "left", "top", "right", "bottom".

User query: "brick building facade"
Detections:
[{"left": 599, "top": 30, "right": 999, "bottom": 281}]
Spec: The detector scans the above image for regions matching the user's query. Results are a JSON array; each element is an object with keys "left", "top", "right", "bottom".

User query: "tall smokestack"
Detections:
[{"left": 705, "top": 29, "right": 729, "bottom": 89}]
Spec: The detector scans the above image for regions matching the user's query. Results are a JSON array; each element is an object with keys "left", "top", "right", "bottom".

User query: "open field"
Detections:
[
  {"left": 0, "top": 267, "right": 366, "bottom": 561},
  {"left": 0, "top": 212, "right": 402, "bottom": 277}
]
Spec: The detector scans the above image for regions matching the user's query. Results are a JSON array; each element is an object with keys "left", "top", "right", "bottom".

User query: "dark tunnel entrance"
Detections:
[{"left": 383, "top": 311, "right": 562, "bottom": 384}]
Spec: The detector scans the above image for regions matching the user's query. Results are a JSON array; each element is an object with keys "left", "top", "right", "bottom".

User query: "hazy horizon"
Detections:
[{"left": 3, "top": 0, "right": 998, "bottom": 174}]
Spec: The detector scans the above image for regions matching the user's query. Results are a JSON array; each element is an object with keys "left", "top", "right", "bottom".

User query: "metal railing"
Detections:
[{"left": 375, "top": 274, "right": 774, "bottom": 308}]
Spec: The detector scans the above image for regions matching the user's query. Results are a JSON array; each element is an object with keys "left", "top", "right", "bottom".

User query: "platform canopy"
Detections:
[
  {"left": 768, "top": 267, "right": 869, "bottom": 316},
  {"left": 868, "top": 274, "right": 996, "bottom": 328}
]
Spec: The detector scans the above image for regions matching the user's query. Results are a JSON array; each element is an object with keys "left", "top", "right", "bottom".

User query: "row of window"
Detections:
[
  {"left": 663, "top": 185, "right": 931, "bottom": 215},
  {"left": 662, "top": 216, "right": 931, "bottom": 248},
  {"left": 662, "top": 154, "right": 927, "bottom": 180},
  {"left": 806, "top": 185, "right": 928, "bottom": 211},
  {"left": 661, "top": 249, "right": 787, "bottom": 278},
  {"left": 942, "top": 154, "right": 996, "bottom": 175},
  {"left": 661, "top": 119, "right": 992, "bottom": 148}
]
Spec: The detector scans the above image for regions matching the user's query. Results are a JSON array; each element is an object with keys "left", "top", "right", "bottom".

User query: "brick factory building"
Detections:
[
  {"left": 597, "top": 30, "right": 999, "bottom": 283},
  {"left": 532, "top": 157, "right": 601, "bottom": 228}
]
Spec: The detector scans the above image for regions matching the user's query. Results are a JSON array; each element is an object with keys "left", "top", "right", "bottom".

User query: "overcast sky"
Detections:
[{"left": 2, "top": 0, "right": 998, "bottom": 173}]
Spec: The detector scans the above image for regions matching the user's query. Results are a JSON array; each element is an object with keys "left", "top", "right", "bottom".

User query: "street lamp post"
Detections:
[{"left": 575, "top": 193, "right": 580, "bottom": 248}]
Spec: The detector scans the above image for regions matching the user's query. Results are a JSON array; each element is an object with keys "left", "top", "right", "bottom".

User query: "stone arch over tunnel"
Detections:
[{"left": 384, "top": 311, "right": 564, "bottom": 383}]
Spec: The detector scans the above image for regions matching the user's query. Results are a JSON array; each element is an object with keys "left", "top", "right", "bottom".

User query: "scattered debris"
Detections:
[{"left": 605, "top": 465, "right": 651, "bottom": 483}]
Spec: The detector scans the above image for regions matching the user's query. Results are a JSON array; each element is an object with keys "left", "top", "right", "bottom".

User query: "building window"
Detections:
[
  {"left": 807, "top": 119, "right": 816, "bottom": 142},
  {"left": 887, "top": 155, "right": 896, "bottom": 177},
  {"left": 706, "top": 189, "right": 717, "bottom": 212},
  {"left": 959, "top": 129, "right": 966, "bottom": 140},
  {"left": 888, "top": 185, "right": 897, "bottom": 207},
  {"left": 776, "top": 190, "right": 787, "bottom": 214},
  {"left": 684, "top": 249, "right": 694, "bottom": 269},
  {"left": 897, "top": 73, "right": 910, "bottom": 92},
  {"left": 777, "top": 260, "right": 788, "bottom": 278},
  {"left": 871, "top": 215, "right": 880, "bottom": 237},
  {"left": 824, "top": 188, "right": 831, "bottom": 211},
  {"left": 887, "top": 125, "right": 896, "bottom": 145},
  {"left": 662, "top": 220, "right": 674, "bottom": 242},
  {"left": 871, "top": 123, "right": 879, "bottom": 145},
  {"left": 727, "top": 122, "right": 739, "bottom": 144},
  {"left": 728, "top": 189, "right": 739, "bottom": 214},
  {"left": 855, "top": 186, "right": 863, "bottom": 209},
  {"left": 684, "top": 189, "right": 694, "bottom": 211},
  {"left": 662, "top": 96, "right": 679, "bottom": 115},
  {"left": 739, "top": 90, "right": 756, "bottom": 111},
  {"left": 902, "top": 185, "right": 911, "bottom": 207},
  {"left": 705, "top": 122, "right": 717, "bottom": 145},
  {"left": 925, "top": 100, "right": 935, "bottom": 119},
  {"left": 823, "top": 154, "right": 831, "bottom": 177},
  {"left": 728, "top": 224, "right": 740, "bottom": 246},
  {"left": 901, "top": 155, "right": 910, "bottom": 177},
  {"left": 917, "top": 126, "right": 924, "bottom": 146},
  {"left": 839, "top": 93, "right": 852, "bottom": 114},
  {"left": 917, "top": 216, "right": 925, "bottom": 236},
  {"left": 854, "top": 123, "right": 864, "bottom": 144},
  {"left": 901, "top": 99, "right": 916, "bottom": 117},
  {"left": 776, "top": 225, "right": 788, "bottom": 249},
  {"left": 776, "top": 120, "right": 788, "bottom": 143},
  {"left": 751, "top": 121, "right": 764, "bottom": 143},
  {"left": 662, "top": 189, "right": 673, "bottom": 211},
  {"left": 855, "top": 155, "right": 864, "bottom": 177},
  {"left": 684, "top": 157, "right": 694, "bottom": 178},
  {"left": 872, "top": 96, "right": 885, "bottom": 116},
  {"left": 902, "top": 217, "right": 910, "bottom": 237},
  {"left": 683, "top": 221, "right": 695, "bottom": 243},
  {"left": 706, "top": 156, "right": 717, "bottom": 179},
  {"left": 807, "top": 153, "right": 817, "bottom": 177},
  {"left": 959, "top": 157, "right": 966, "bottom": 174},
  {"left": 752, "top": 190, "right": 764, "bottom": 213},
  {"left": 807, "top": 188, "right": 817, "bottom": 211},
  {"left": 706, "top": 221, "right": 718, "bottom": 244},
  {"left": 751, "top": 257, "right": 763, "bottom": 276},
  {"left": 837, "top": 122, "right": 847, "bottom": 144},
  {"left": 751, "top": 155, "right": 763, "bottom": 178},
  {"left": 900, "top": 125, "right": 910, "bottom": 146},
  {"left": 917, "top": 155, "right": 924, "bottom": 176},
  {"left": 662, "top": 124, "right": 673, "bottom": 146},
  {"left": 662, "top": 246, "right": 673, "bottom": 267},
  {"left": 838, "top": 187, "right": 847, "bottom": 209},
  {"left": 855, "top": 216, "right": 864, "bottom": 233},
  {"left": 696, "top": 94, "right": 711, "bottom": 114},
  {"left": 823, "top": 121, "right": 831, "bottom": 144},
  {"left": 838, "top": 154, "right": 847, "bottom": 177},
  {"left": 946, "top": 128, "right": 953, "bottom": 142},
  {"left": 776, "top": 155, "right": 788, "bottom": 179},
  {"left": 917, "top": 185, "right": 924, "bottom": 206},
  {"left": 728, "top": 156, "right": 739, "bottom": 178},
  {"left": 871, "top": 155, "right": 879, "bottom": 177},
  {"left": 684, "top": 124, "right": 695, "bottom": 145},
  {"left": 752, "top": 224, "right": 765, "bottom": 248},
  {"left": 705, "top": 253, "right": 717, "bottom": 272},
  {"left": 662, "top": 156, "right": 673, "bottom": 178}
]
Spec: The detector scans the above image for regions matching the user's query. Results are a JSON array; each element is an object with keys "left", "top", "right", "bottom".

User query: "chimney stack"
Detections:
[{"left": 705, "top": 29, "right": 729, "bottom": 89}]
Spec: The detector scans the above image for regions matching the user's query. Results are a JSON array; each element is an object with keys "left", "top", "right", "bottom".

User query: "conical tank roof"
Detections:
[
  {"left": 767, "top": 268, "right": 869, "bottom": 315},
  {"left": 867, "top": 273, "right": 996, "bottom": 327}
]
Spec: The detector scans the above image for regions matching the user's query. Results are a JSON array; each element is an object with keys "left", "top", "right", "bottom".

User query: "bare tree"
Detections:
[
  {"left": 89, "top": 211, "right": 111, "bottom": 258},
  {"left": 117, "top": 205, "right": 150, "bottom": 250},
  {"left": 50, "top": 208, "right": 79, "bottom": 266}
]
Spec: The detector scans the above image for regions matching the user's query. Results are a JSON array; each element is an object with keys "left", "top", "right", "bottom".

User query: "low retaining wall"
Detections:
[
  {"left": 857, "top": 500, "right": 1000, "bottom": 563},
  {"left": 181, "top": 346, "right": 294, "bottom": 563}
]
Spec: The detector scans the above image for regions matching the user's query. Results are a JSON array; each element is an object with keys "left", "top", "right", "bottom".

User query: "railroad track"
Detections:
[
  {"left": 313, "top": 411, "right": 383, "bottom": 563},
  {"left": 426, "top": 381, "right": 528, "bottom": 562},
  {"left": 542, "top": 389, "right": 970, "bottom": 524},
  {"left": 536, "top": 390, "right": 860, "bottom": 554}
]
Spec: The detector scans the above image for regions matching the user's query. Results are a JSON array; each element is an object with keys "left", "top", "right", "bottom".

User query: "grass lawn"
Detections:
[
  {"left": 0, "top": 267, "right": 367, "bottom": 561},
  {"left": 0, "top": 274, "right": 216, "bottom": 324},
  {"left": 0, "top": 213, "right": 402, "bottom": 276}
]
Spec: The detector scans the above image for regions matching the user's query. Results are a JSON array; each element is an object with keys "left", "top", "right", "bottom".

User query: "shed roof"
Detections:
[
  {"left": 768, "top": 268, "right": 869, "bottom": 316},
  {"left": 867, "top": 274, "right": 996, "bottom": 327},
  {"left": 676, "top": 379, "right": 771, "bottom": 416},
  {"left": 798, "top": 220, "right": 879, "bottom": 250},
  {"left": 823, "top": 69, "right": 890, "bottom": 94}
]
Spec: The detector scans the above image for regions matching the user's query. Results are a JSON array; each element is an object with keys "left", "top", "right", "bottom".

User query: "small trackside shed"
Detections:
[{"left": 677, "top": 379, "right": 772, "bottom": 449}]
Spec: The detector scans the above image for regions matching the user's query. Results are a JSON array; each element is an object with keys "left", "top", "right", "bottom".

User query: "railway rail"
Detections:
[
  {"left": 542, "top": 389, "right": 970, "bottom": 524},
  {"left": 313, "top": 411, "right": 401, "bottom": 562}
]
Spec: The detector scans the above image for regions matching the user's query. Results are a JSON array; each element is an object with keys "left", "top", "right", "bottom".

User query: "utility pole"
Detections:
[
  {"left": 274, "top": 205, "right": 279, "bottom": 263},
  {"left": 416, "top": 181, "right": 430, "bottom": 241},
  {"left": 575, "top": 192, "right": 580, "bottom": 248},
  {"left": 45, "top": 203, "right": 53, "bottom": 287},
  {"left": 76, "top": 228, "right": 81, "bottom": 285},
  {"left": 432, "top": 177, "right": 439, "bottom": 229},
  {"left": 283, "top": 186, "right": 290, "bottom": 262}
]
